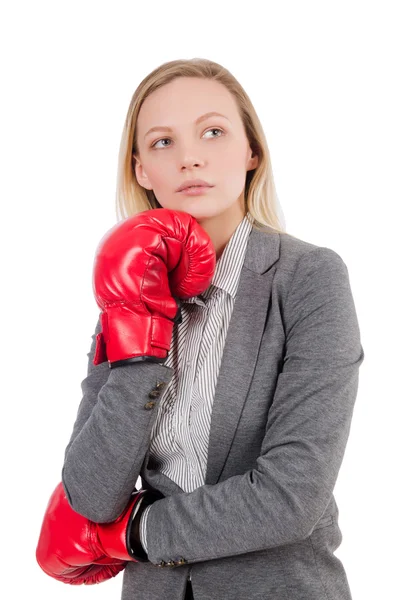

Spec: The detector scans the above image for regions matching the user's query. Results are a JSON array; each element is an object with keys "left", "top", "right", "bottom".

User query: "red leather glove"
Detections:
[
  {"left": 36, "top": 482, "right": 163, "bottom": 585},
  {"left": 92, "top": 208, "right": 216, "bottom": 368}
]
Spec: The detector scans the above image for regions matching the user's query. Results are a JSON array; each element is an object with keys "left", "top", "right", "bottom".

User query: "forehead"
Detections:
[{"left": 137, "top": 77, "right": 240, "bottom": 133}]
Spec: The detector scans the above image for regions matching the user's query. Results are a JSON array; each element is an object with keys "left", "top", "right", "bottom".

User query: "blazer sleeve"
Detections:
[
  {"left": 62, "top": 317, "right": 109, "bottom": 459},
  {"left": 144, "top": 247, "right": 365, "bottom": 566},
  {"left": 61, "top": 316, "right": 174, "bottom": 523}
]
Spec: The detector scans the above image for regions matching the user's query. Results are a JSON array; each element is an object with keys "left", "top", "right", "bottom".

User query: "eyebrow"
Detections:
[{"left": 143, "top": 111, "right": 231, "bottom": 139}]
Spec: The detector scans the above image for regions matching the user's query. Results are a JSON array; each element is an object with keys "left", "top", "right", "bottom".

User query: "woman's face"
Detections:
[{"left": 133, "top": 77, "right": 258, "bottom": 223}]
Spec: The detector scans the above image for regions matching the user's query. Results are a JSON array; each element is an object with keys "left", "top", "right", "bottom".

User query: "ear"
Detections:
[
  {"left": 132, "top": 154, "right": 154, "bottom": 191},
  {"left": 247, "top": 152, "right": 259, "bottom": 171}
]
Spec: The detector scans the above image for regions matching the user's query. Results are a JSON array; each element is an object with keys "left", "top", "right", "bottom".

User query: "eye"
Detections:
[
  {"left": 151, "top": 127, "right": 225, "bottom": 149},
  {"left": 203, "top": 127, "right": 224, "bottom": 139}
]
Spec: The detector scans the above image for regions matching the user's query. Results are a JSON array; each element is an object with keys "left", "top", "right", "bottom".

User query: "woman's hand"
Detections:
[{"left": 92, "top": 208, "right": 216, "bottom": 368}]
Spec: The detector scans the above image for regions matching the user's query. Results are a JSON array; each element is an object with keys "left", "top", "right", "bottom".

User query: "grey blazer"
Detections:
[{"left": 62, "top": 223, "right": 364, "bottom": 600}]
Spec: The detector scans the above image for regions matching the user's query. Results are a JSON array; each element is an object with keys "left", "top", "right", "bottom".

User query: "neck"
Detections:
[{"left": 197, "top": 199, "right": 246, "bottom": 261}]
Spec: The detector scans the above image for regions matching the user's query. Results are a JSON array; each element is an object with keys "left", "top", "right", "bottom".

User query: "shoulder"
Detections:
[
  {"left": 277, "top": 235, "right": 351, "bottom": 312},
  {"left": 253, "top": 224, "right": 347, "bottom": 273},
  {"left": 252, "top": 225, "right": 350, "bottom": 299},
  {"left": 279, "top": 232, "right": 345, "bottom": 275}
]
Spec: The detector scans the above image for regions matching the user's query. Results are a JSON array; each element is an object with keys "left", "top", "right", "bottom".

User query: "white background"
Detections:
[{"left": 1, "top": 1, "right": 395, "bottom": 598}]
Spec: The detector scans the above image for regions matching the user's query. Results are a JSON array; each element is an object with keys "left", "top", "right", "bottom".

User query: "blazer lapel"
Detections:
[{"left": 205, "top": 226, "right": 280, "bottom": 485}]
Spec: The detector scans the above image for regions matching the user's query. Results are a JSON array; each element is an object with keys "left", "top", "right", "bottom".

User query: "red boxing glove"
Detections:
[
  {"left": 92, "top": 208, "right": 216, "bottom": 367},
  {"left": 36, "top": 482, "right": 162, "bottom": 585}
]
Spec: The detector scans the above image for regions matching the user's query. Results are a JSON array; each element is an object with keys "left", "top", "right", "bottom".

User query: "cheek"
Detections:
[
  {"left": 223, "top": 163, "right": 248, "bottom": 192},
  {"left": 147, "top": 163, "right": 172, "bottom": 187},
  {"left": 215, "top": 144, "right": 247, "bottom": 173}
]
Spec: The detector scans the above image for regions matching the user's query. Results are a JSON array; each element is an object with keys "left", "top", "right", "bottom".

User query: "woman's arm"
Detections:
[
  {"left": 143, "top": 247, "right": 365, "bottom": 566},
  {"left": 61, "top": 316, "right": 174, "bottom": 523},
  {"left": 62, "top": 317, "right": 109, "bottom": 459}
]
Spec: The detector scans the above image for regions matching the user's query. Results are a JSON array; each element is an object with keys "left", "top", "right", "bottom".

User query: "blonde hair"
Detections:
[{"left": 115, "top": 58, "right": 287, "bottom": 234}]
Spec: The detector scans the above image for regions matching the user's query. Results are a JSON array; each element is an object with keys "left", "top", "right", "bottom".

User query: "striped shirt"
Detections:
[{"left": 139, "top": 211, "right": 254, "bottom": 553}]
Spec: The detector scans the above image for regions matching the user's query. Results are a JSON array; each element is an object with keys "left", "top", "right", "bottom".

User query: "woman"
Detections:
[{"left": 37, "top": 58, "right": 364, "bottom": 600}]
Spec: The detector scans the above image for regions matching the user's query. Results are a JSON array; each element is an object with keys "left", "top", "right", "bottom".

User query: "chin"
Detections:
[{"left": 158, "top": 199, "right": 223, "bottom": 221}]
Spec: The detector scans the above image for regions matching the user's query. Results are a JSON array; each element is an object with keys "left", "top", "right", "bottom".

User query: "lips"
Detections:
[{"left": 176, "top": 179, "right": 213, "bottom": 192}]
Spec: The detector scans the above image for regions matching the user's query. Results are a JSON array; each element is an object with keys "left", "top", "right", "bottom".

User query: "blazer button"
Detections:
[
  {"left": 155, "top": 560, "right": 165, "bottom": 567},
  {"left": 144, "top": 401, "right": 156, "bottom": 410},
  {"left": 148, "top": 381, "right": 166, "bottom": 399}
]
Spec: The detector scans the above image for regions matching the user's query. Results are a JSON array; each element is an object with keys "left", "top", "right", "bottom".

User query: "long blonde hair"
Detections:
[{"left": 115, "top": 58, "right": 287, "bottom": 234}]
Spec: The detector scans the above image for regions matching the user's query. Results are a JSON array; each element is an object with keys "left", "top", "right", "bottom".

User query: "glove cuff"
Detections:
[
  {"left": 126, "top": 489, "right": 164, "bottom": 562},
  {"left": 93, "top": 305, "right": 175, "bottom": 367}
]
